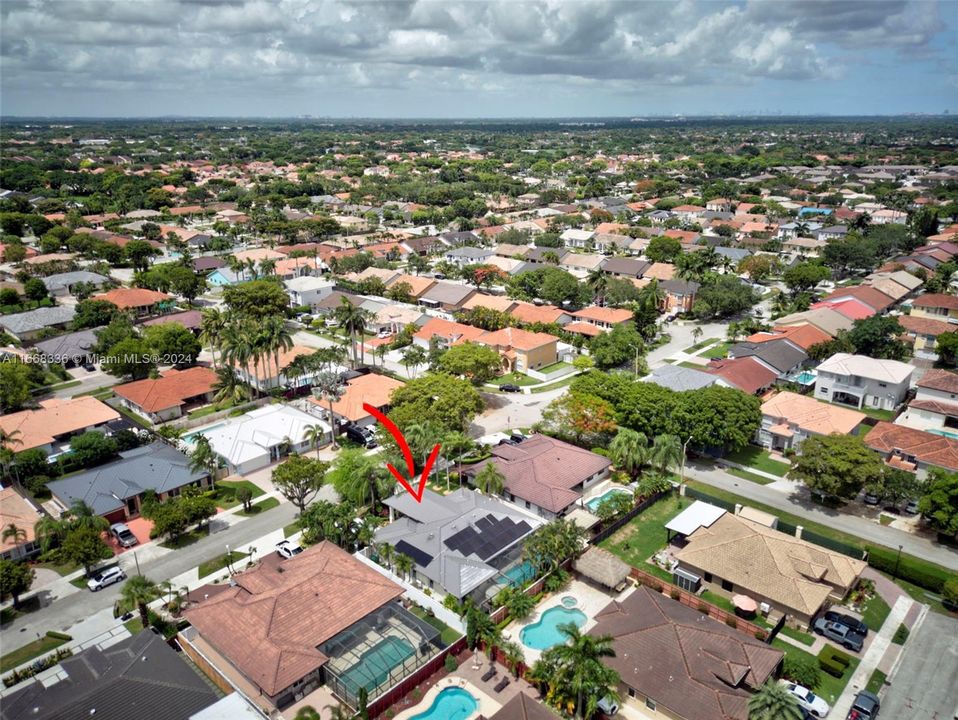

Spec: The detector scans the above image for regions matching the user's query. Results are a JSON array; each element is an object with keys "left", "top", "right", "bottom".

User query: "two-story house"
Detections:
[
  {"left": 443, "top": 246, "right": 494, "bottom": 268},
  {"left": 895, "top": 369, "right": 958, "bottom": 437},
  {"left": 477, "top": 327, "right": 559, "bottom": 373},
  {"left": 814, "top": 353, "right": 914, "bottom": 411},
  {"left": 910, "top": 293, "right": 958, "bottom": 323},
  {"left": 757, "top": 391, "right": 866, "bottom": 453}
]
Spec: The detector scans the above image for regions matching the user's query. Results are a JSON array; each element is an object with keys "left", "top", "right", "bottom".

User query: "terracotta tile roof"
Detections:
[
  {"left": 907, "top": 398, "right": 958, "bottom": 417},
  {"left": 563, "top": 321, "right": 603, "bottom": 337},
  {"left": 705, "top": 357, "right": 777, "bottom": 395},
  {"left": 385, "top": 273, "right": 437, "bottom": 298},
  {"left": 592, "top": 586, "right": 784, "bottom": 720},
  {"left": 183, "top": 542, "right": 403, "bottom": 697},
  {"left": 114, "top": 366, "right": 217, "bottom": 413},
  {"left": 747, "top": 323, "right": 832, "bottom": 350},
  {"left": 571, "top": 306, "right": 633, "bottom": 325},
  {"left": 916, "top": 369, "right": 958, "bottom": 394},
  {"left": 0, "top": 488, "right": 40, "bottom": 548},
  {"left": 232, "top": 248, "right": 286, "bottom": 263},
  {"left": 643, "top": 262, "right": 676, "bottom": 280},
  {"left": 898, "top": 314, "right": 954, "bottom": 338},
  {"left": 761, "top": 391, "right": 866, "bottom": 436},
  {"left": 308, "top": 372, "right": 405, "bottom": 422},
  {"left": 509, "top": 302, "right": 571, "bottom": 325},
  {"left": 675, "top": 513, "right": 865, "bottom": 616},
  {"left": 913, "top": 293, "right": 958, "bottom": 310},
  {"left": 92, "top": 287, "right": 172, "bottom": 310},
  {"left": 0, "top": 397, "right": 120, "bottom": 452},
  {"left": 469, "top": 434, "right": 610, "bottom": 514},
  {"left": 822, "top": 285, "right": 896, "bottom": 312},
  {"left": 413, "top": 317, "right": 486, "bottom": 345},
  {"left": 479, "top": 327, "right": 559, "bottom": 352},
  {"left": 460, "top": 294, "right": 517, "bottom": 313},
  {"left": 865, "top": 421, "right": 958, "bottom": 472},
  {"left": 810, "top": 298, "right": 875, "bottom": 321}
]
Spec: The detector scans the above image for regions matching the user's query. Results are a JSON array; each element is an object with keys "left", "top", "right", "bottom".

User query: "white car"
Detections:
[
  {"left": 276, "top": 540, "right": 303, "bottom": 559},
  {"left": 87, "top": 566, "right": 126, "bottom": 592},
  {"left": 785, "top": 682, "right": 830, "bottom": 717}
]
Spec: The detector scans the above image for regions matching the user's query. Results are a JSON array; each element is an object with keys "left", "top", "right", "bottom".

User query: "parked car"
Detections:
[
  {"left": 846, "top": 690, "right": 880, "bottom": 719},
  {"left": 109, "top": 523, "right": 138, "bottom": 548},
  {"left": 784, "top": 682, "right": 830, "bottom": 718},
  {"left": 82, "top": 362, "right": 96, "bottom": 372},
  {"left": 823, "top": 610, "right": 868, "bottom": 636},
  {"left": 377, "top": 329, "right": 392, "bottom": 339},
  {"left": 276, "top": 540, "right": 303, "bottom": 559},
  {"left": 597, "top": 696, "right": 619, "bottom": 716},
  {"left": 87, "top": 566, "right": 126, "bottom": 592},
  {"left": 863, "top": 492, "right": 881, "bottom": 506},
  {"left": 904, "top": 499, "right": 919, "bottom": 514},
  {"left": 499, "top": 383, "right": 521, "bottom": 393},
  {"left": 813, "top": 618, "right": 865, "bottom": 652},
  {"left": 344, "top": 424, "right": 378, "bottom": 448}
]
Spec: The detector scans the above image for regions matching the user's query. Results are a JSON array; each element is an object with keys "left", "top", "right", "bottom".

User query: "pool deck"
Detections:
[
  {"left": 393, "top": 675, "right": 500, "bottom": 720},
  {"left": 504, "top": 579, "right": 631, "bottom": 665}
]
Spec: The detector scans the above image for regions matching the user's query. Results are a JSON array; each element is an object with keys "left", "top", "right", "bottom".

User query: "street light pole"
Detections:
[
  {"left": 894, "top": 544, "right": 903, "bottom": 580},
  {"left": 225, "top": 544, "right": 233, "bottom": 575},
  {"left": 628, "top": 344, "right": 642, "bottom": 379},
  {"left": 681, "top": 435, "right": 693, "bottom": 487}
]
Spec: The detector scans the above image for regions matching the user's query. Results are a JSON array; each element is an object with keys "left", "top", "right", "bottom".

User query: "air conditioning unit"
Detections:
[{"left": 759, "top": 602, "right": 771, "bottom": 616}]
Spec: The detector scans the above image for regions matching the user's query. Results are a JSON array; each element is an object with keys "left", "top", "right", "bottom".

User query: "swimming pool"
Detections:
[
  {"left": 409, "top": 687, "right": 478, "bottom": 720},
  {"left": 520, "top": 606, "right": 587, "bottom": 650},
  {"left": 338, "top": 636, "right": 415, "bottom": 695},
  {"left": 497, "top": 561, "right": 535, "bottom": 586},
  {"left": 180, "top": 423, "right": 225, "bottom": 444},
  {"left": 586, "top": 487, "right": 630, "bottom": 513}
]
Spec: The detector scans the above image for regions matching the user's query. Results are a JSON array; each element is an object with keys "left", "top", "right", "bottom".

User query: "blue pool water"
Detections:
[
  {"left": 181, "top": 423, "right": 225, "bottom": 444},
  {"left": 497, "top": 561, "right": 535, "bottom": 586},
  {"left": 794, "top": 371, "right": 817, "bottom": 384},
  {"left": 409, "top": 688, "right": 478, "bottom": 720},
  {"left": 586, "top": 488, "right": 630, "bottom": 513},
  {"left": 929, "top": 427, "right": 958, "bottom": 440},
  {"left": 521, "top": 606, "right": 587, "bottom": 650}
]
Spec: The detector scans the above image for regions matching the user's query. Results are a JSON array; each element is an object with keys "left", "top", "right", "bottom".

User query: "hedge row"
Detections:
[
  {"left": 818, "top": 645, "right": 852, "bottom": 678},
  {"left": 866, "top": 544, "right": 952, "bottom": 593}
]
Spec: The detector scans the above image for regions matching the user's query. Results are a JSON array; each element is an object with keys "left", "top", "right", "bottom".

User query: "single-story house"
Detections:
[
  {"left": 114, "top": 366, "right": 218, "bottom": 424},
  {"left": 92, "top": 287, "right": 174, "bottom": 317},
  {"left": 41, "top": 271, "right": 110, "bottom": 297},
  {"left": 744, "top": 324, "right": 832, "bottom": 352},
  {"left": 464, "top": 434, "right": 611, "bottom": 518},
  {"left": 775, "top": 307, "right": 854, "bottom": 337},
  {"left": 30, "top": 328, "right": 98, "bottom": 367},
  {"left": 509, "top": 302, "right": 574, "bottom": 326},
  {"left": 46, "top": 442, "right": 209, "bottom": 523},
  {"left": 140, "top": 309, "right": 203, "bottom": 334},
  {"left": 0, "top": 487, "right": 42, "bottom": 561},
  {"left": 705, "top": 357, "right": 778, "bottom": 396},
  {"left": 641, "top": 364, "right": 719, "bottom": 392},
  {"left": 756, "top": 391, "right": 867, "bottom": 453},
  {"left": 728, "top": 339, "right": 808, "bottom": 379},
  {"left": 460, "top": 293, "right": 517, "bottom": 314},
  {"left": 413, "top": 317, "right": 486, "bottom": 349},
  {"left": 419, "top": 282, "right": 477, "bottom": 313},
  {"left": 0, "top": 305, "right": 76, "bottom": 342},
  {"left": 601, "top": 256, "right": 650, "bottom": 279},
  {"left": 385, "top": 273, "right": 437, "bottom": 300},
  {"left": 0, "top": 396, "right": 119, "bottom": 455}
]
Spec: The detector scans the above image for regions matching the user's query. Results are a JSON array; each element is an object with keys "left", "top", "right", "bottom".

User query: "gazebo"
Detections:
[{"left": 574, "top": 546, "right": 631, "bottom": 592}]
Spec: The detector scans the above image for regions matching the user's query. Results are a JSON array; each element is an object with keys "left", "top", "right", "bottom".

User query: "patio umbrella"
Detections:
[{"left": 732, "top": 594, "right": 758, "bottom": 613}]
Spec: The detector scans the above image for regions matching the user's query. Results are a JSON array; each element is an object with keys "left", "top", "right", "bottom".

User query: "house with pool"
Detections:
[
  {"left": 372, "top": 488, "right": 543, "bottom": 604},
  {"left": 181, "top": 541, "right": 448, "bottom": 713}
]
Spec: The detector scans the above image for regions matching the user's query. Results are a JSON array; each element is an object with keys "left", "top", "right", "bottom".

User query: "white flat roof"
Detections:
[{"left": 665, "top": 500, "right": 726, "bottom": 536}]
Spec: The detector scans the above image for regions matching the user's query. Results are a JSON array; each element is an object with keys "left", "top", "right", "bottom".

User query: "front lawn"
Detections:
[
  {"left": 599, "top": 494, "right": 686, "bottom": 568},
  {"left": 726, "top": 467, "right": 775, "bottom": 485},
  {"left": 536, "top": 361, "right": 572, "bottom": 374},
  {"left": 684, "top": 338, "right": 719, "bottom": 353},
  {"left": 772, "top": 639, "right": 859, "bottom": 705},
  {"left": 530, "top": 376, "right": 578, "bottom": 393},
  {"left": 0, "top": 632, "right": 70, "bottom": 673},
  {"left": 211, "top": 479, "right": 265, "bottom": 509},
  {"left": 860, "top": 593, "right": 892, "bottom": 632},
  {"left": 283, "top": 520, "right": 301, "bottom": 538},
  {"left": 35, "top": 560, "right": 80, "bottom": 576},
  {"left": 778, "top": 625, "right": 816, "bottom": 646},
  {"left": 159, "top": 526, "right": 210, "bottom": 550},
  {"left": 701, "top": 342, "right": 733, "bottom": 359},
  {"left": 494, "top": 372, "right": 539, "bottom": 387},
  {"left": 865, "top": 668, "right": 887, "bottom": 695},
  {"left": 724, "top": 446, "right": 790, "bottom": 477},
  {"left": 198, "top": 550, "right": 250, "bottom": 579},
  {"left": 238, "top": 497, "right": 280, "bottom": 516}
]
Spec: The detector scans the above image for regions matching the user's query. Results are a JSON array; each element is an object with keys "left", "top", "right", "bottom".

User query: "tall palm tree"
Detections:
[
  {"left": 334, "top": 297, "right": 371, "bottom": 367},
  {"left": 608, "top": 428, "right": 650, "bottom": 481},
  {"left": 403, "top": 421, "right": 443, "bottom": 470},
  {"left": 243, "top": 258, "right": 258, "bottom": 281},
  {"left": 549, "top": 624, "right": 620, "bottom": 720},
  {"left": 378, "top": 542, "right": 395, "bottom": 571},
  {"left": 199, "top": 308, "right": 226, "bottom": 369},
  {"left": 690, "top": 325, "right": 703, "bottom": 345},
  {"left": 0, "top": 428, "right": 22, "bottom": 486},
  {"left": 264, "top": 315, "right": 293, "bottom": 389},
  {"left": 304, "top": 424, "right": 327, "bottom": 458},
  {"left": 34, "top": 514, "right": 69, "bottom": 553},
  {"left": 189, "top": 435, "right": 218, "bottom": 480},
  {"left": 220, "top": 322, "right": 256, "bottom": 395},
  {"left": 259, "top": 258, "right": 277, "bottom": 277},
  {"left": 442, "top": 431, "right": 474, "bottom": 490},
  {"left": 211, "top": 366, "right": 250, "bottom": 406},
  {"left": 499, "top": 639, "right": 525, "bottom": 678},
  {"left": 586, "top": 268, "right": 609, "bottom": 306},
  {"left": 394, "top": 552, "right": 414, "bottom": 580},
  {"left": 650, "top": 434, "right": 684, "bottom": 477},
  {"left": 312, "top": 371, "right": 345, "bottom": 449},
  {"left": 400, "top": 344, "right": 427, "bottom": 378},
  {"left": 474, "top": 463, "right": 506, "bottom": 496},
  {"left": 121, "top": 575, "right": 160, "bottom": 629},
  {"left": 68, "top": 500, "right": 109, "bottom": 533},
  {"left": 747, "top": 682, "right": 804, "bottom": 720}
]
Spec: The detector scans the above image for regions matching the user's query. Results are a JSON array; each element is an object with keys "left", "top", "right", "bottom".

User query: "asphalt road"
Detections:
[
  {"left": 882, "top": 610, "right": 958, "bottom": 719},
  {"left": 1, "top": 502, "right": 298, "bottom": 642}
]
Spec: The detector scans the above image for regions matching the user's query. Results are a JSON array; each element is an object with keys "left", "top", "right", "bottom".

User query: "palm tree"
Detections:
[
  {"left": 586, "top": 268, "right": 609, "bottom": 305},
  {"left": 121, "top": 575, "right": 160, "bottom": 629},
  {"left": 259, "top": 258, "right": 277, "bottom": 277},
  {"left": 68, "top": 500, "right": 108, "bottom": 533},
  {"left": 189, "top": 435, "right": 218, "bottom": 480},
  {"left": 400, "top": 345, "right": 427, "bottom": 378},
  {"left": 638, "top": 278, "right": 666, "bottom": 312},
  {"left": 200, "top": 308, "right": 226, "bottom": 369},
  {"left": 548, "top": 623, "right": 620, "bottom": 720},
  {"left": 0, "top": 428, "right": 22, "bottom": 486},
  {"left": 394, "top": 552, "right": 414, "bottom": 581},
  {"left": 263, "top": 315, "right": 293, "bottom": 389},
  {"left": 403, "top": 421, "right": 442, "bottom": 470},
  {"left": 312, "top": 371, "right": 345, "bottom": 449},
  {"left": 690, "top": 325, "right": 703, "bottom": 346},
  {"left": 747, "top": 681, "right": 804, "bottom": 720},
  {"left": 211, "top": 366, "right": 250, "bottom": 406},
  {"left": 243, "top": 258, "right": 258, "bottom": 281},
  {"left": 378, "top": 542, "right": 395, "bottom": 571},
  {"left": 442, "top": 431, "right": 474, "bottom": 490},
  {"left": 474, "top": 463, "right": 506, "bottom": 496},
  {"left": 2, "top": 523, "right": 27, "bottom": 546},
  {"left": 334, "top": 297, "right": 371, "bottom": 367},
  {"left": 650, "top": 434, "right": 683, "bottom": 477},
  {"left": 608, "top": 428, "right": 650, "bottom": 481},
  {"left": 499, "top": 639, "right": 525, "bottom": 679},
  {"left": 304, "top": 424, "right": 327, "bottom": 458},
  {"left": 34, "top": 514, "right": 69, "bottom": 553},
  {"left": 221, "top": 322, "right": 256, "bottom": 395}
]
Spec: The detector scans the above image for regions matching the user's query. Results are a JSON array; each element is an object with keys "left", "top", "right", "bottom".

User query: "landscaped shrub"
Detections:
[
  {"left": 892, "top": 623, "right": 910, "bottom": 645},
  {"left": 783, "top": 654, "right": 822, "bottom": 690},
  {"left": 444, "top": 654, "right": 458, "bottom": 672},
  {"left": 866, "top": 545, "right": 950, "bottom": 593},
  {"left": 698, "top": 601, "right": 710, "bottom": 614},
  {"left": 45, "top": 631, "right": 72, "bottom": 641},
  {"left": 818, "top": 656, "right": 846, "bottom": 678},
  {"left": 725, "top": 616, "right": 738, "bottom": 628},
  {"left": 670, "top": 588, "right": 681, "bottom": 600},
  {"left": 754, "top": 630, "right": 767, "bottom": 641},
  {"left": 818, "top": 645, "right": 851, "bottom": 678}
]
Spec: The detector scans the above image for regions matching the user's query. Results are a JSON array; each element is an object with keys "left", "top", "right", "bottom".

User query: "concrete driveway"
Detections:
[{"left": 882, "top": 610, "right": 958, "bottom": 719}]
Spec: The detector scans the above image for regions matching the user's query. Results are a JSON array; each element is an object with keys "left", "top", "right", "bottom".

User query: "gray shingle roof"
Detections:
[
  {"left": 729, "top": 339, "right": 807, "bottom": 374},
  {"left": 0, "top": 305, "right": 76, "bottom": 335},
  {"left": 644, "top": 364, "right": 718, "bottom": 391},
  {"left": 41, "top": 271, "right": 109, "bottom": 293},
  {"left": 46, "top": 442, "right": 206, "bottom": 516},
  {"left": 31, "top": 329, "right": 98, "bottom": 363},
  {"left": 601, "top": 257, "right": 650, "bottom": 277}
]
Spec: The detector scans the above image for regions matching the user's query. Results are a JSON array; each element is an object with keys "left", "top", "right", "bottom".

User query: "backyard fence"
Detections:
[
  {"left": 589, "top": 489, "right": 671, "bottom": 545},
  {"left": 683, "top": 486, "right": 737, "bottom": 513},
  {"left": 367, "top": 638, "right": 467, "bottom": 719}
]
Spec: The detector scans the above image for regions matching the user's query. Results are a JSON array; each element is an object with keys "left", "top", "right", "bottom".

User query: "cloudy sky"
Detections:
[{"left": 1, "top": 0, "right": 956, "bottom": 118}]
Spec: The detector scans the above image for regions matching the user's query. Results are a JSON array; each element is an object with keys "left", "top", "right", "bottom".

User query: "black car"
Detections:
[
  {"left": 846, "top": 690, "right": 880, "bottom": 719},
  {"left": 824, "top": 610, "right": 869, "bottom": 636},
  {"left": 344, "top": 424, "right": 378, "bottom": 448},
  {"left": 499, "top": 383, "right": 521, "bottom": 393}
]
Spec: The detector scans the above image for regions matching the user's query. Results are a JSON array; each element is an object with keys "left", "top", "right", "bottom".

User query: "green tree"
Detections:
[
  {"left": 692, "top": 276, "right": 760, "bottom": 319},
  {"left": 747, "top": 681, "right": 803, "bottom": 720},
  {"left": 125, "top": 239, "right": 159, "bottom": 272},
  {"left": 474, "top": 462, "right": 506, "bottom": 495},
  {"left": 188, "top": 435, "right": 218, "bottom": 479},
  {"left": 910, "top": 207, "right": 939, "bottom": 238},
  {"left": 102, "top": 337, "right": 156, "bottom": 379},
  {"left": 936, "top": 332, "right": 958, "bottom": 367},
  {"left": 69, "top": 431, "right": 118, "bottom": 467},
  {"left": 609, "top": 428, "right": 650, "bottom": 480},
  {"left": 0, "top": 360, "right": 31, "bottom": 412},
  {"left": 523, "top": 519, "right": 587, "bottom": 575},
  {"left": 272, "top": 454, "right": 328, "bottom": 514},
  {"left": 59, "top": 525, "right": 112, "bottom": 574},
  {"left": 329, "top": 447, "right": 391, "bottom": 510},
  {"left": 143, "top": 322, "right": 202, "bottom": 366},
  {"left": 676, "top": 385, "right": 761, "bottom": 452},
  {"left": 388, "top": 372, "right": 483, "bottom": 432},
  {"left": 645, "top": 235, "right": 682, "bottom": 263},
  {"left": 502, "top": 586, "right": 536, "bottom": 620},
  {"left": 121, "top": 575, "right": 160, "bottom": 628},
  {"left": 791, "top": 434, "right": 886, "bottom": 501},
  {"left": 918, "top": 469, "right": 958, "bottom": 536},
  {"left": 538, "top": 623, "right": 620, "bottom": 720},
  {"left": 782, "top": 262, "right": 830, "bottom": 296},
  {"left": 0, "top": 558, "right": 35, "bottom": 609},
  {"left": 223, "top": 279, "right": 289, "bottom": 319},
  {"left": 539, "top": 392, "right": 618, "bottom": 447},
  {"left": 400, "top": 344, "right": 428, "bottom": 378},
  {"left": 438, "top": 342, "right": 501, "bottom": 385},
  {"left": 846, "top": 315, "right": 907, "bottom": 360},
  {"left": 590, "top": 323, "right": 646, "bottom": 371},
  {"left": 23, "top": 277, "right": 48, "bottom": 302}
]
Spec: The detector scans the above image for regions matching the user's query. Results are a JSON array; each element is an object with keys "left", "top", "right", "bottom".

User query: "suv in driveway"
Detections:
[
  {"left": 87, "top": 566, "right": 126, "bottom": 592},
  {"left": 823, "top": 609, "right": 868, "bottom": 636},
  {"left": 344, "top": 424, "right": 377, "bottom": 448},
  {"left": 813, "top": 618, "right": 865, "bottom": 652},
  {"left": 110, "top": 523, "right": 138, "bottom": 548},
  {"left": 847, "top": 690, "right": 880, "bottom": 719}
]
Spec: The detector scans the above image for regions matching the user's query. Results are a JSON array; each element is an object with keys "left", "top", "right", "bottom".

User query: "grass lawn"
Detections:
[
  {"left": 684, "top": 338, "right": 719, "bottom": 353},
  {"left": 530, "top": 376, "right": 578, "bottom": 393},
  {"left": 860, "top": 593, "right": 892, "bottom": 632},
  {"left": 69, "top": 576, "right": 90, "bottom": 589},
  {"left": 43, "top": 379, "right": 82, "bottom": 392},
  {"left": 494, "top": 372, "right": 539, "bottom": 387},
  {"left": 772, "top": 639, "right": 860, "bottom": 705},
  {"left": 198, "top": 550, "right": 250, "bottom": 579},
  {"left": 35, "top": 560, "right": 80, "bottom": 576},
  {"left": 159, "top": 526, "right": 210, "bottom": 550},
  {"left": 701, "top": 341, "right": 733, "bottom": 359},
  {"left": 112, "top": 404, "right": 152, "bottom": 429},
  {"left": 599, "top": 494, "right": 686, "bottom": 568},
  {"left": 283, "top": 520, "right": 301, "bottom": 539},
  {"left": 879, "top": 514, "right": 894, "bottom": 526},
  {"left": 0, "top": 633, "right": 70, "bottom": 673},
  {"left": 824, "top": 400, "right": 896, "bottom": 422},
  {"left": 536, "top": 361, "right": 573, "bottom": 374},
  {"left": 678, "top": 361, "right": 707, "bottom": 369},
  {"left": 123, "top": 617, "right": 145, "bottom": 635},
  {"left": 700, "top": 590, "right": 736, "bottom": 614},
  {"left": 778, "top": 625, "right": 816, "bottom": 646},
  {"left": 726, "top": 467, "right": 775, "bottom": 485},
  {"left": 866, "top": 668, "right": 887, "bottom": 695},
  {"left": 1, "top": 607, "right": 22, "bottom": 625},
  {"left": 409, "top": 605, "right": 462, "bottom": 646},
  {"left": 724, "top": 446, "right": 790, "bottom": 477},
  {"left": 239, "top": 497, "right": 280, "bottom": 516},
  {"left": 211, "top": 479, "right": 265, "bottom": 509}
]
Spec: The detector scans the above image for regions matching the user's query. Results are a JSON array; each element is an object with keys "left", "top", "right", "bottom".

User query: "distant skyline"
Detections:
[{"left": 2, "top": 0, "right": 957, "bottom": 119}]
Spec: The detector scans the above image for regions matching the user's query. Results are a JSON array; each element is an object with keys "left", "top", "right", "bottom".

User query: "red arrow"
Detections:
[{"left": 362, "top": 403, "right": 440, "bottom": 503}]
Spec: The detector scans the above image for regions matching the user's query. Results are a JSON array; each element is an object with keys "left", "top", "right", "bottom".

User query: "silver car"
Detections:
[
  {"left": 110, "top": 523, "right": 138, "bottom": 548},
  {"left": 87, "top": 566, "right": 126, "bottom": 592}
]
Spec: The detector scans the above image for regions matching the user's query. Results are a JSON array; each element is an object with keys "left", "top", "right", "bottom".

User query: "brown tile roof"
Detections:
[
  {"left": 822, "top": 285, "right": 896, "bottom": 312},
  {"left": 908, "top": 398, "right": 958, "bottom": 417},
  {"left": 470, "top": 434, "right": 610, "bottom": 514},
  {"left": 916, "top": 369, "right": 958, "bottom": 393},
  {"left": 705, "top": 357, "right": 777, "bottom": 395},
  {"left": 0, "top": 397, "right": 120, "bottom": 452},
  {"left": 183, "top": 542, "right": 403, "bottom": 697},
  {"left": 899, "top": 315, "right": 954, "bottom": 338},
  {"left": 563, "top": 321, "right": 603, "bottom": 337},
  {"left": 479, "top": 327, "right": 558, "bottom": 352},
  {"left": 460, "top": 293, "right": 517, "bottom": 313},
  {"left": 913, "top": 293, "right": 958, "bottom": 310},
  {"left": 308, "top": 372, "right": 405, "bottom": 422},
  {"left": 675, "top": 513, "right": 865, "bottom": 616},
  {"left": 591, "top": 586, "right": 783, "bottom": 720},
  {"left": 140, "top": 310, "right": 203, "bottom": 331},
  {"left": 865, "top": 421, "right": 958, "bottom": 472},
  {"left": 643, "top": 262, "right": 676, "bottom": 280},
  {"left": 230, "top": 345, "right": 314, "bottom": 381},
  {"left": 489, "top": 692, "right": 561, "bottom": 720},
  {"left": 413, "top": 317, "right": 486, "bottom": 345},
  {"left": 748, "top": 323, "right": 833, "bottom": 350},
  {"left": 509, "top": 302, "right": 571, "bottom": 325},
  {"left": 92, "top": 287, "right": 172, "bottom": 310},
  {"left": 114, "top": 366, "right": 217, "bottom": 413},
  {"left": 0, "top": 488, "right": 40, "bottom": 548},
  {"left": 385, "top": 273, "right": 437, "bottom": 298}
]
